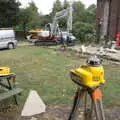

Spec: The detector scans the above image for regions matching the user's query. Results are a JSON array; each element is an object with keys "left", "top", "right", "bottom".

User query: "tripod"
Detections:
[{"left": 68, "top": 87, "right": 105, "bottom": 120}]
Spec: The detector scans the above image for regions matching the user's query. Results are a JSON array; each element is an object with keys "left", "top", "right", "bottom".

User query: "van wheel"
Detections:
[{"left": 8, "top": 43, "right": 14, "bottom": 49}]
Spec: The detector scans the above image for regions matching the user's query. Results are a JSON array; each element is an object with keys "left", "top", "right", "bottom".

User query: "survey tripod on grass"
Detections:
[
  {"left": 0, "top": 67, "right": 23, "bottom": 106},
  {"left": 68, "top": 56, "right": 105, "bottom": 120}
]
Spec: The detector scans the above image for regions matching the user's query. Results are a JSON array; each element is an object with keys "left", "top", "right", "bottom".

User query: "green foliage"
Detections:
[
  {"left": 63, "top": 0, "right": 69, "bottom": 9},
  {"left": 51, "top": 0, "right": 96, "bottom": 41},
  {"left": 39, "top": 15, "right": 52, "bottom": 27},
  {"left": 72, "top": 1, "right": 85, "bottom": 22},
  {"left": 26, "top": 2, "right": 40, "bottom": 29},
  {"left": 18, "top": 8, "right": 32, "bottom": 30},
  {"left": 0, "top": 0, "right": 20, "bottom": 27},
  {"left": 52, "top": 0, "right": 63, "bottom": 15},
  {"left": 73, "top": 21, "right": 95, "bottom": 43},
  {"left": 84, "top": 33, "right": 96, "bottom": 43},
  {"left": 16, "top": 1, "right": 53, "bottom": 31},
  {"left": 0, "top": 0, "right": 97, "bottom": 43},
  {"left": 15, "top": 0, "right": 97, "bottom": 43},
  {"left": 71, "top": 2, "right": 96, "bottom": 42},
  {"left": 17, "top": 1, "right": 42, "bottom": 31},
  {"left": 15, "top": 0, "right": 96, "bottom": 43},
  {"left": 85, "top": 4, "right": 96, "bottom": 24}
]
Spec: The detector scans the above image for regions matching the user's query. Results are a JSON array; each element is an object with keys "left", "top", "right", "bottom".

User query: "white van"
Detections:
[{"left": 0, "top": 29, "right": 17, "bottom": 49}]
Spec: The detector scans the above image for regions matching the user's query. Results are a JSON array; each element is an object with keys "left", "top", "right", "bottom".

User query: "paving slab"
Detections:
[{"left": 21, "top": 90, "right": 46, "bottom": 116}]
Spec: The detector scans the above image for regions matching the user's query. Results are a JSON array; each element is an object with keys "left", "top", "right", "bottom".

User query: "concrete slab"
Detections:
[{"left": 21, "top": 90, "right": 46, "bottom": 116}]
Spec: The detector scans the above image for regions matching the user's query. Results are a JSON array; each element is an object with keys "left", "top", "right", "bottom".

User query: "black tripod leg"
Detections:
[
  {"left": 68, "top": 88, "right": 84, "bottom": 120},
  {"left": 7, "top": 78, "right": 18, "bottom": 105},
  {"left": 13, "top": 96, "right": 18, "bottom": 105}
]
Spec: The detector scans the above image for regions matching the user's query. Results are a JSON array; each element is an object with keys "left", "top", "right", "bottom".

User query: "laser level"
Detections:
[
  {"left": 70, "top": 55, "right": 105, "bottom": 88},
  {"left": 68, "top": 56, "right": 105, "bottom": 120},
  {"left": 0, "top": 67, "right": 10, "bottom": 75}
]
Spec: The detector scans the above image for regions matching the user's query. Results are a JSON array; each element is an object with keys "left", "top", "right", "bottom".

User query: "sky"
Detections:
[{"left": 20, "top": 0, "right": 97, "bottom": 15}]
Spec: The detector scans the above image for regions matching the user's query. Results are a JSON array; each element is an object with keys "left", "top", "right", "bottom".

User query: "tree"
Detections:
[
  {"left": 73, "top": 21, "right": 95, "bottom": 43},
  {"left": 27, "top": 1, "right": 41, "bottom": 29},
  {"left": 0, "top": 0, "right": 20, "bottom": 27},
  {"left": 71, "top": 2, "right": 97, "bottom": 42},
  {"left": 72, "top": 1, "right": 85, "bottom": 23},
  {"left": 18, "top": 8, "right": 32, "bottom": 32},
  {"left": 18, "top": 1, "right": 41, "bottom": 32},
  {"left": 39, "top": 15, "right": 52, "bottom": 28},
  {"left": 84, "top": 4, "right": 96, "bottom": 24},
  {"left": 28, "top": 1, "right": 38, "bottom": 13},
  {"left": 15, "top": 0, "right": 97, "bottom": 43},
  {"left": 63, "top": 0, "right": 69, "bottom": 9},
  {"left": 51, "top": 0, "right": 62, "bottom": 15}
]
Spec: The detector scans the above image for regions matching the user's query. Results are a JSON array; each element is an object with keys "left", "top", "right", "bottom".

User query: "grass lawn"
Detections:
[{"left": 0, "top": 45, "right": 120, "bottom": 108}]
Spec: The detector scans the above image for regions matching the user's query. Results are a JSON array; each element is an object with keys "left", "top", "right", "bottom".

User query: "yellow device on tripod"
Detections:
[
  {"left": 68, "top": 56, "right": 106, "bottom": 120},
  {"left": 0, "top": 67, "right": 10, "bottom": 75},
  {"left": 70, "top": 56, "right": 105, "bottom": 88}
]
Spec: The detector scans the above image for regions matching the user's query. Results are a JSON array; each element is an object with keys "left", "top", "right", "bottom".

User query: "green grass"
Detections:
[
  {"left": 103, "top": 64, "right": 120, "bottom": 107},
  {"left": 0, "top": 46, "right": 85, "bottom": 106},
  {"left": 0, "top": 45, "right": 120, "bottom": 107}
]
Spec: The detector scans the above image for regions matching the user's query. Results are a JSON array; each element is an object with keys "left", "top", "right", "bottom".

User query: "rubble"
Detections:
[{"left": 59, "top": 45, "right": 120, "bottom": 62}]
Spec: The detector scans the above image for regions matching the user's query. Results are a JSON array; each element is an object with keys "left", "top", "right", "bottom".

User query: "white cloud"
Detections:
[{"left": 19, "top": 0, "right": 97, "bottom": 15}]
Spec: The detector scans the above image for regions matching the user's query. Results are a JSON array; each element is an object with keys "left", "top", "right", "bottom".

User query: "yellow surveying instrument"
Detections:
[
  {"left": 0, "top": 67, "right": 10, "bottom": 75},
  {"left": 0, "top": 67, "right": 23, "bottom": 105},
  {"left": 68, "top": 56, "right": 105, "bottom": 120}
]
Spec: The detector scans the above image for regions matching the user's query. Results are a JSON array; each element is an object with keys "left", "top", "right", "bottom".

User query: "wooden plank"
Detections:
[{"left": 0, "top": 88, "right": 23, "bottom": 101}]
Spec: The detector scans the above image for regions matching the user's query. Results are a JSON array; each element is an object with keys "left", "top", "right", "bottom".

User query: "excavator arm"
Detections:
[{"left": 50, "top": 4, "right": 73, "bottom": 36}]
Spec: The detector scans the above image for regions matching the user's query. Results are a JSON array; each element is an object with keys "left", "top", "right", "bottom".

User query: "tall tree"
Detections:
[
  {"left": 72, "top": 2, "right": 96, "bottom": 42},
  {"left": 86, "top": 4, "right": 96, "bottom": 23},
  {"left": 81, "top": 4, "right": 96, "bottom": 24},
  {"left": 18, "top": 1, "right": 41, "bottom": 31},
  {"left": 72, "top": 1, "right": 85, "bottom": 23},
  {"left": 27, "top": 1, "right": 40, "bottom": 29},
  {"left": 52, "top": 0, "right": 62, "bottom": 15},
  {"left": 0, "top": 0, "right": 20, "bottom": 27},
  {"left": 28, "top": 1, "right": 38, "bottom": 13},
  {"left": 63, "top": 0, "right": 69, "bottom": 9},
  {"left": 18, "top": 8, "right": 32, "bottom": 32}
]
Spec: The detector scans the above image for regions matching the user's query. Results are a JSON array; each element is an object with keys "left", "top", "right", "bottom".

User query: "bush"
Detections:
[
  {"left": 72, "top": 21, "right": 95, "bottom": 43},
  {"left": 84, "top": 33, "right": 96, "bottom": 44}
]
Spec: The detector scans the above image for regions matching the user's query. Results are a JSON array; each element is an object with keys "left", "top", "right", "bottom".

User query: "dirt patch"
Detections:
[
  {"left": 21, "top": 105, "right": 70, "bottom": 120},
  {"left": 21, "top": 106, "right": 120, "bottom": 120},
  {"left": 0, "top": 105, "right": 120, "bottom": 120},
  {"left": 21, "top": 105, "right": 120, "bottom": 120}
]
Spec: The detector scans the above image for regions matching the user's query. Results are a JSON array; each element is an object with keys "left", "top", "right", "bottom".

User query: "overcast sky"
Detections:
[{"left": 20, "top": 0, "right": 97, "bottom": 14}]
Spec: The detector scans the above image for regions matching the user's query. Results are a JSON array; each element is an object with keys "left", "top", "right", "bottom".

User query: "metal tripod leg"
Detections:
[
  {"left": 91, "top": 89, "right": 105, "bottom": 120},
  {"left": 7, "top": 78, "right": 18, "bottom": 105},
  {"left": 84, "top": 92, "right": 94, "bottom": 120},
  {"left": 99, "top": 98, "right": 105, "bottom": 120},
  {"left": 68, "top": 87, "right": 84, "bottom": 120},
  {"left": 93, "top": 99, "right": 105, "bottom": 120}
]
